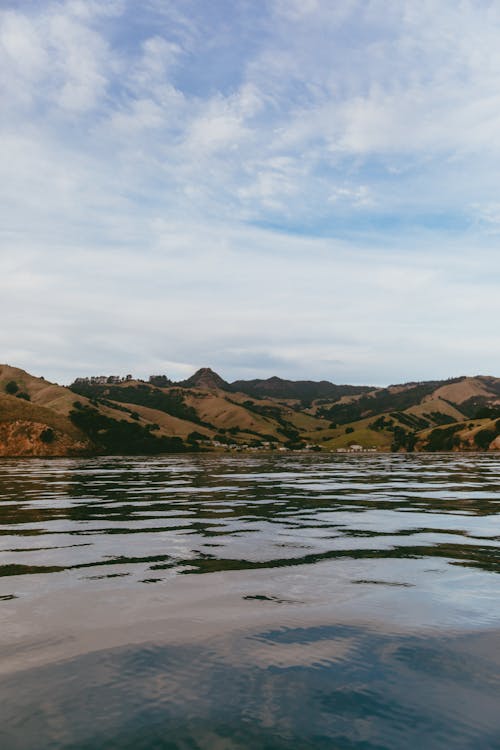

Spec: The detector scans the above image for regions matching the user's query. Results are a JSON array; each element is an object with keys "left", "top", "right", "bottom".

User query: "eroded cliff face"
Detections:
[{"left": 0, "top": 421, "right": 92, "bottom": 457}]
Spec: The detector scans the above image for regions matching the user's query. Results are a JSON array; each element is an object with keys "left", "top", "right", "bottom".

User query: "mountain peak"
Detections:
[{"left": 180, "top": 367, "right": 231, "bottom": 391}]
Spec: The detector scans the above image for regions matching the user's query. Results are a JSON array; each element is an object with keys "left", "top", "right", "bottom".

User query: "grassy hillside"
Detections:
[
  {"left": 230, "top": 376, "right": 371, "bottom": 404},
  {"left": 2, "top": 365, "right": 500, "bottom": 455}
]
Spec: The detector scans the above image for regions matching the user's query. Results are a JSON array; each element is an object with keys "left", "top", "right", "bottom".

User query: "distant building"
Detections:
[{"left": 337, "top": 444, "right": 365, "bottom": 453}]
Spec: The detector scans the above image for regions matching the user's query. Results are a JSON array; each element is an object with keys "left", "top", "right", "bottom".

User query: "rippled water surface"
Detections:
[{"left": 1, "top": 454, "right": 499, "bottom": 749}]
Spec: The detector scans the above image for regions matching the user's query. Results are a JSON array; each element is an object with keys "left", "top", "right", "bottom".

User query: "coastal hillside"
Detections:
[
  {"left": 1, "top": 364, "right": 500, "bottom": 455},
  {"left": 0, "top": 365, "right": 92, "bottom": 456}
]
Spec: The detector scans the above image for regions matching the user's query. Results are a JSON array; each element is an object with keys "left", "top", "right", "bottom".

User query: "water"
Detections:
[{"left": 0, "top": 454, "right": 499, "bottom": 749}]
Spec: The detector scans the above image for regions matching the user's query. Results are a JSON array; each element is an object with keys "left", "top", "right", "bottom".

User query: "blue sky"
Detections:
[{"left": 1, "top": 0, "right": 500, "bottom": 385}]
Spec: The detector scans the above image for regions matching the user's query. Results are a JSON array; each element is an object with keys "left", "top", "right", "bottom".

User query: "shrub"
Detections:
[
  {"left": 148, "top": 375, "right": 172, "bottom": 388},
  {"left": 16, "top": 392, "right": 31, "bottom": 401},
  {"left": 188, "top": 431, "right": 206, "bottom": 443},
  {"left": 369, "top": 416, "right": 388, "bottom": 431},
  {"left": 40, "top": 428, "right": 55, "bottom": 444},
  {"left": 5, "top": 381, "right": 19, "bottom": 395}
]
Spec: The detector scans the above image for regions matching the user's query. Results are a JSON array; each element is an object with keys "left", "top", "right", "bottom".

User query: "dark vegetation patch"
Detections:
[
  {"left": 390, "top": 412, "right": 430, "bottom": 430},
  {"left": 370, "top": 413, "right": 429, "bottom": 432},
  {"left": 317, "top": 378, "right": 463, "bottom": 425},
  {"left": 368, "top": 415, "right": 418, "bottom": 451},
  {"left": 4, "top": 381, "right": 31, "bottom": 401},
  {"left": 148, "top": 375, "right": 172, "bottom": 388},
  {"left": 424, "top": 424, "right": 463, "bottom": 451},
  {"left": 474, "top": 406, "right": 500, "bottom": 420},
  {"left": 390, "top": 426, "right": 416, "bottom": 452},
  {"left": 69, "top": 404, "right": 191, "bottom": 454},
  {"left": 187, "top": 431, "right": 207, "bottom": 445},
  {"left": 5, "top": 380, "right": 19, "bottom": 395},
  {"left": 460, "top": 392, "right": 500, "bottom": 417},
  {"left": 423, "top": 411, "right": 457, "bottom": 425},
  {"left": 473, "top": 421, "right": 500, "bottom": 450},
  {"left": 369, "top": 416, "right": 394, "bottom": 431}
]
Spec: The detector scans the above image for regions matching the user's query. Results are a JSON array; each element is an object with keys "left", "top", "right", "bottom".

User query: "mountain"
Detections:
[
  {"left": 178, "top": 367, "right": 232, "bottom": 391},
  {"left": 2, "top": 364, "right": 500, "bottom": 455}
]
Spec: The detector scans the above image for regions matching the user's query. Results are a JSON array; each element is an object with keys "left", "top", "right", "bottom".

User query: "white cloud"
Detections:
[
  {"left": 328, "top": 185, "right": 373, "bottom": 207},
  {"left": 186, "top": 106, "right": 246, "bottom": 154},
  {"left": 50, "top": 15, "right": 109, "bottom": 112},
  {"left": 0, "top": 11, "right": 49, "bottom": 108},
  {"left": 0, "top": 2, "right": 113, "bottom": 114}
]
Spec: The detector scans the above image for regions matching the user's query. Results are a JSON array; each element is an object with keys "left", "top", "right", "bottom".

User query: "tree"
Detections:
[
  {"left": 148, "top": 375, "right": 172, "bottom": 388},
  {"left": 474, "top": 429, "right": 497, "bottom": 450},
  {"left": 188, "top": 431, "right": 206, "bottom": 443},
  {"left": 5, "top": 381, "right": 18, "bottom": 395}
]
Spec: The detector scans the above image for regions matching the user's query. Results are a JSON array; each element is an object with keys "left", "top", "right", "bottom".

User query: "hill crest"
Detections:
[{"left": 179, "top": 368, "right": 231, "bottom": 391}]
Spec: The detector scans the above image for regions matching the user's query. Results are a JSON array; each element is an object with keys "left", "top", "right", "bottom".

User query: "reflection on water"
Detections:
[{"left": 0, "top": 454, "right": 499, "bottom": 749}]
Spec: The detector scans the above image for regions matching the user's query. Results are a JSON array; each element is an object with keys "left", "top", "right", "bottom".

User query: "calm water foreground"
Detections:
[{"left": 0, "top": 454, "right": 499, "bottom": 750}]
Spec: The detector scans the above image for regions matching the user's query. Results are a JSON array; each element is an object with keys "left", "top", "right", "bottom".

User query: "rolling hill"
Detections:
[{"left": 1, "top": 364, "right": 500, "bottom": 455}]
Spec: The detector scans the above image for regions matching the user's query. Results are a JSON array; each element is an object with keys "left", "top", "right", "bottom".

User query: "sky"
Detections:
[{"left": 1, "top": 0, "right": 500, "bottom": 386}]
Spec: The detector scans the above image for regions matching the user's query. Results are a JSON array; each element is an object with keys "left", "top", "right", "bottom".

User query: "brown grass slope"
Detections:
[
  {"left": 431, "top": 376, "right": 500, "bottom": 405},
  {"left": 182, "top": 390, "right": 281, "bottom": 438},
  {"left": 116, "top": 401, "right": 213, "bottom": 439}
]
